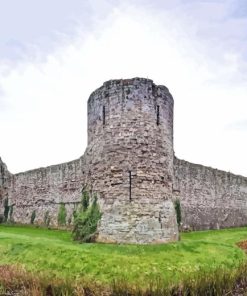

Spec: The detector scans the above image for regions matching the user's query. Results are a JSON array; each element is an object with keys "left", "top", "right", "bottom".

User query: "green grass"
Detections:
[{"left": 0, "top": 225, "right": 247, "bottom": 287}]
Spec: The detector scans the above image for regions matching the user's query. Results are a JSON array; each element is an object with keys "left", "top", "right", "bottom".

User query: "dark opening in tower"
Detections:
[
  {"left": 129, "top": 170, "right": 132, "bottom": 201},
  {"left": 156, "top": 105, "right": 160, "bottom": 125},
  {"left": 103, "top": 106, "right": 106, "bottom": 126}
]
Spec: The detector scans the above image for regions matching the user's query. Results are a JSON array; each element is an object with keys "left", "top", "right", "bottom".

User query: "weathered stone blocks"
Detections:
[
  {"left": 2, "top": 77, "right": 246, "bottom": 243},
  {"left": 86, "top": 78, "right": 178, "bottom": 243},
  {"left": 173, "top": 157, "right": 247, "bottom": 230}
]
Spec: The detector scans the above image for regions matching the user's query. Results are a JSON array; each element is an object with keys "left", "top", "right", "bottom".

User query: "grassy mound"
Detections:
[{"left": 0, "top": 225, "right": 247, "bottom": 288}]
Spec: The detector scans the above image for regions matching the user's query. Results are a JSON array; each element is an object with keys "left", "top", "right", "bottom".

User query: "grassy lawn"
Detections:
[{"left": 0, "top": 225, "right": 247, "bottom": 286}]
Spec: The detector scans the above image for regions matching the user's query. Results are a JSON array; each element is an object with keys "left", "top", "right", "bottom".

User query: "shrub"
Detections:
[
  {"left": 174, "top": 199, "right": 181, "bottom": 226},
  {"left": 67, "top": 216, "right": 72, "bottom": 226},
  {"left": 82, "top": 191, "right": 89, "bottom": 211},
  {"left": 30, "top": 210, "right": 36, "bottom": 224},
  {"left": 73, "top": 194, "right": 101, "bottom": 242},
  {"left": 72, "top": 209, "right": 77, "bottom": 221},
  {"left": 44, "top": 211, "right": 50, "bottom": 227},
  {"left": 9, "top": 205, "right": 14, "bottom": 223},
  {"left": 3, "top": 198, "right": 9, "bottom": 222},
  {"left": 72, "top": 191, "right": 89, "bottom": 222},
  {"left": 57, "top": 203, "right": 67, "bottom": 226}
]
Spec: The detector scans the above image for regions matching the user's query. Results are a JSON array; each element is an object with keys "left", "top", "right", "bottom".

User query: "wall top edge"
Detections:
[
  {"left": 174, "top": 156, "right": 247, "bottom": 180},
  {"left": 13, "top": 155, "right": 84, "bottom": 177},
  {"left": 88, "top": 77, "right": 171, "bottom": 103}
]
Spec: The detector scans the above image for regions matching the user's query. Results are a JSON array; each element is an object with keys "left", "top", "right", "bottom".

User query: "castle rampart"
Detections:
[
  {"left": 173, "top": 157, "right": 247, "bottom": 230},
  {"left": 1, "top": 78, "right": 246, "bottom": 243},
  {"left": 6, "top": 157, "right": 86, "bottom": 224}
]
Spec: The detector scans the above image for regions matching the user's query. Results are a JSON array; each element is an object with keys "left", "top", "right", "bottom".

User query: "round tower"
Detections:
[{"left": 85, "top": 78, "right": 178, "bottom": 243}]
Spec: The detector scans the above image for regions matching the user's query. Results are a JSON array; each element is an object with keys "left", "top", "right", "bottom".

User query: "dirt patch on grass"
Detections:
[{"left": 236, "top": 240, "right": 247, "bottom": 253}]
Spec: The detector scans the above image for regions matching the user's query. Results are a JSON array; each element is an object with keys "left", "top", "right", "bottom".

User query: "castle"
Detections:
[{"left": 1, "top": 78, "right": 247, "bottom": 244}]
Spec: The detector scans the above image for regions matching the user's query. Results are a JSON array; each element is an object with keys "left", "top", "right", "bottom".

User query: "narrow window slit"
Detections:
[
  {"left": 159, "top": 213, "right": 162, "bottom": 229},
  {"left": 156, "top": 105, "right": 160, "bottom": 125},
  {"left": 129, "top": 170, "right": 132, "bottom": 201},
  {"left": 103, "top": 106, "right": 106, "bottom": 126}
]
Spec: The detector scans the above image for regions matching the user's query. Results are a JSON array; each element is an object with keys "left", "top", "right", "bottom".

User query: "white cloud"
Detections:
[{"left": 0, "top": 0, "right": 247, "bottom": 176}]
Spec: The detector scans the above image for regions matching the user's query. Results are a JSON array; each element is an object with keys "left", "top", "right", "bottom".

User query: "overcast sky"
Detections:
[{"left": 0, "top": 0, "right": 247, "bottom": 176}]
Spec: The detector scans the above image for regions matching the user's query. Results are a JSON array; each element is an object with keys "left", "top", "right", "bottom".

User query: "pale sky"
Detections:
[{"left": 0, "top": 0, "right": 247, "bottom": 176}]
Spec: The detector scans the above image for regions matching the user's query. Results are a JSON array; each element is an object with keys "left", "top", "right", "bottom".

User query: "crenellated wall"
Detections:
[{"left": 173, "top": 157, "right": 247, "bottom": 230}]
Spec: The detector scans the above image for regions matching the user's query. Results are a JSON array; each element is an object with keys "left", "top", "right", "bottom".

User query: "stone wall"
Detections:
[
  {"left": 7, "top": 157, "right": 86, "bottom": 225},
  {"left": 173, "top": 157, "right": 247, "bottom": 230},
  {"left": 0, "top": 158, "right": 10, "bottom": 217}
]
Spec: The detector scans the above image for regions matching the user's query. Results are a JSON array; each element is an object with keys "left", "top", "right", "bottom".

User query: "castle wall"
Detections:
[
  {"left": 7, "top": 157, "right": 86, "bottom": 225},
  {"left": 8, "top": 77, "right": 247, "bottom": 243},
  {"left": 173, "top": 157, "right": 247, "bottom": 230},
  {"left": 0, "top": 158, "right": 10, "bottom": 217}
]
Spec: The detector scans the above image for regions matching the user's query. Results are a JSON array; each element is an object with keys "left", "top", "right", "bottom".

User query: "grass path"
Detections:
[{"left": 0, "top": 225, "right": 247, "bottom": 286}]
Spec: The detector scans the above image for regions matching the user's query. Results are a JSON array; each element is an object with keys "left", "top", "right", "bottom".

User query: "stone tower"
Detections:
[{"left": 86, "top": 78, "right": 178, "bottom": 243}]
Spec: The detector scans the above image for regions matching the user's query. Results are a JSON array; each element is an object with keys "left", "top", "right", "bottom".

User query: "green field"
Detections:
[{"left": 0, "top": 225, "right": 247, "bottom": 287}]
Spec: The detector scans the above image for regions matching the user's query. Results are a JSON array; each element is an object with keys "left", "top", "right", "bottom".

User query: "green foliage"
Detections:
[
  {"left": 73, "top": 194, "right": 102, "bottom": 242},
  {"left": 9, "top": 205, "right": 14, "bottom": 223},
  {"left": 67, "top": 216, "right": 72, "bottom": 226},
  {"left": 0, "top": 214, "right": 4, "bottom": 224},
  {"left": 57, "top": 203, "right": 67, "bottom": 226},
  {"left": 174, "top": 199, "right": 181, "bottom": 226},
  {"left": 44, "top": 211, "right": 50, "bottom": 227},
  {"left": 30, "top": 210, "right": 36, "bottom": 224},
  {"left": 72, "top": 210, "right": 77, "bottom": 220},
  {"left": 3, "top": 198, "right": 9, "bottom": 222},
  {"left": 82, "top": 191, "right": 89, "bottom": 211}
]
